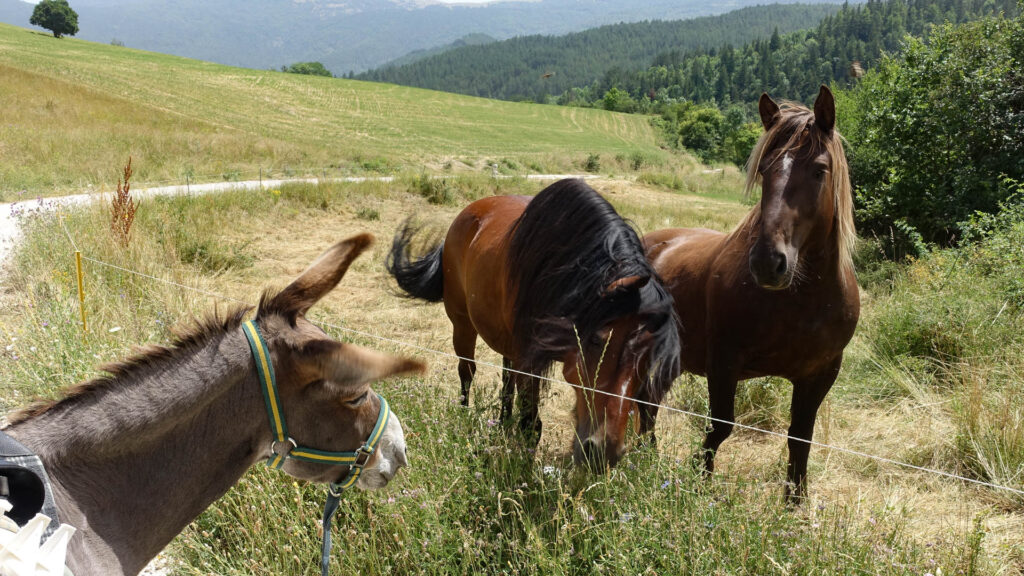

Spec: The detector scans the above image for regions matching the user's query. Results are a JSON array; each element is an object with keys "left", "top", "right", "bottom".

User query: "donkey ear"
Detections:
[
  {"left": 814, "top": 85, "right": 836, "bottom": 133},
  {"left": 759, "top": 93, "right": 781, "bottom": 130},
  {"left": 603, "top": 275, "right": 650, "bottom": 297},
  {"left": 317, "top": 341, "right": 426, "bottom": 389},
  {"left": 261, "top": 234, "right": 373, "bottom": 320}
]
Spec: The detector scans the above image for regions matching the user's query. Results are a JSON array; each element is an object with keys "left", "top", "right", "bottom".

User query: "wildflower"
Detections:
[
  {"left": 487, "top": 419, "right": 498, "bottom": 427},
  {"left": 660, "top": 480, "right": 671, "bottom": 489}
]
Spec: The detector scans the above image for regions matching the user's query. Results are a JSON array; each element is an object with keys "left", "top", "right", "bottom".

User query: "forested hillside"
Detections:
[
  {"left": 0, "top": 0, "right": 822, "bottom": 74},
  {"left": 358, "top": 4, "right": 845, "bottom": 102},
  {"left": 570, "top": 0, "right": 1020, "bottom": 107}
]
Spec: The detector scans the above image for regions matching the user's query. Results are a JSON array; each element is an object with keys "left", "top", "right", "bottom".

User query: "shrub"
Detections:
[
  {"left": 584, "top": 153, "right": 601, "bottom": 173},
  {"left": 839, "top": 13, "right": 1024, "bottom": 255},
  {"left": 410, "top": 173, "right": 455, "bottom": 205}
]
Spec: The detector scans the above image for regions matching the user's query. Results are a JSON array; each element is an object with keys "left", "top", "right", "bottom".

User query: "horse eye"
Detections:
[
  {"left": 815, "top": 169, "right": 827, "bottom": 180},
  {"left": 345, "top": 391, "right": 369, "bottom": 407}
]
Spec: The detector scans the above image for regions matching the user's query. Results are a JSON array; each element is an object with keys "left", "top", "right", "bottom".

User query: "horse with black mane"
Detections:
[
  {"left": 644, "top": 86, "right": 859, "bottom": 500},
  {"left": 388, "top": 178, "right": 679, "bottom": 466}
]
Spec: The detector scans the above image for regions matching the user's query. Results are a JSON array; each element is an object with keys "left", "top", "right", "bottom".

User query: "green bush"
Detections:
[{"left": 839, "top": 12, "right": 1024, "bottom": 255}]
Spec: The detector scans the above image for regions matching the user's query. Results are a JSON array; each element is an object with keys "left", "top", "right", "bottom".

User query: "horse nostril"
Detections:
[{"left": 774, "top": 252, "right": 788, "bottom": 276}]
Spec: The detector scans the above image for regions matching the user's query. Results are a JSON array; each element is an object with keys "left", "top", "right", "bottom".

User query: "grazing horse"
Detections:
[
  {"left": 387, "top": 179, "right": 679, "bottom": 467},
  {"left": 1, "top": 235, "right": 424, "bottom": 575},
  {"left": 643, "top": 86, "right": 859, "bottom": 500}
]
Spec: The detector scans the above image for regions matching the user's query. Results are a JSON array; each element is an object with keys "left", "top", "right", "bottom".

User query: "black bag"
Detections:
[{"left": 0, "top": 431, "right": 47, "bottom": 526}]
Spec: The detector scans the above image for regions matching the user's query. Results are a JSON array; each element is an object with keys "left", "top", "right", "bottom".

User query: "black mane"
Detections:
[{"left": 507, "top": 179, "right": 679, "bottom": 398}]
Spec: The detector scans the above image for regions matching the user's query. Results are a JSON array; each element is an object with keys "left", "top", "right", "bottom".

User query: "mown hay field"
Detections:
[{"left": 0, "top": 22, "right": 664, "bottom": 199}]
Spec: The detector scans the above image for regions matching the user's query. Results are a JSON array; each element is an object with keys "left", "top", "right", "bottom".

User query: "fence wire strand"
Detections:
[{"left": 53, "top": 216, "right": 1024, "bottom": 498}]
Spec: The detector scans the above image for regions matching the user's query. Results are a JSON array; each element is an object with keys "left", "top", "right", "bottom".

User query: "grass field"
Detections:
[
  {"left": 1, "top": 19, "right": 1021, "bottom": 576},
  {"left": 0, "top": 22, "right": 667, "bottom": 199},
  {"left": 1, "top": 176, "right": 1021, "bottom": 575}
]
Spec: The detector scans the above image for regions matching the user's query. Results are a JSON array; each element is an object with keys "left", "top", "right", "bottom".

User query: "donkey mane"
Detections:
[
  {"left": 507, "top": 179, "right": 679, "bottom": 395},
  {"left": 7, "top": 305, "right": 254, "bottom": 424},
  {"left": 738, "top": 101, "right": 856, "bottom": 277}
]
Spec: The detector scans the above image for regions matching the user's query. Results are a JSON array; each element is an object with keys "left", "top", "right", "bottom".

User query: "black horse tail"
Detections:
[{"left": 386, "top": 220, "right": 444, "bottom": 302}]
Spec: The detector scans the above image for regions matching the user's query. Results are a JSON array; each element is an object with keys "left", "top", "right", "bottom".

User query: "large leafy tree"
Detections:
[
  {"left": 30, "top": 0, "right": 79, "bottom": 39},
  {"left": 838, "top": 11, "right": 1024, "bottom": 256}
]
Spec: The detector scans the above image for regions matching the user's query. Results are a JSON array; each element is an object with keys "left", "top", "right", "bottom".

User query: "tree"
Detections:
[
  {"left": 281, "top": 62, "right": 333, "bottom": 77},
  {"left": 30, "top": 0, "right": 79, "bottom": 39},
  {"left": 839, "top": 12, "right": 1024, "bottom": 256}
]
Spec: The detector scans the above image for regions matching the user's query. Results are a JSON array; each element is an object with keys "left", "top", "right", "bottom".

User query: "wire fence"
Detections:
[{"left": 50, "top": 214, "right": 1024, "bottom": 500}]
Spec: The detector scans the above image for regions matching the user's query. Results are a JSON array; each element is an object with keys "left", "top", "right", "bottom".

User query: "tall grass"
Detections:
[
  {"left": 0, "top": 181, "right": 1014, "bottom": 574},
  {"left": 855, "top": 192, "right": 1024, "bottom": 506}
]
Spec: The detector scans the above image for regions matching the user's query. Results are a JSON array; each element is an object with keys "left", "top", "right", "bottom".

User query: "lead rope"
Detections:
[{"left": 320, "top": 492, "right": 342, "bottom": 576}]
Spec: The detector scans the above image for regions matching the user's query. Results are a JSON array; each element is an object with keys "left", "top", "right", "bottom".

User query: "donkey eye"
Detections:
[{"left": 345, "top": 391, "right": 369, "bottom": 407}]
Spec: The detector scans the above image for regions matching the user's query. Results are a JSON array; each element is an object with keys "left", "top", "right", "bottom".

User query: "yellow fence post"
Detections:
[{"left": 75, "top": 251, "right": 88, "bottom": 334}]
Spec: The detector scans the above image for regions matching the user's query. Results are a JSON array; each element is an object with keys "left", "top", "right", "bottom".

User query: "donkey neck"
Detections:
[{"left": 5, "top": 328, "right": 271, "bottom": 575}]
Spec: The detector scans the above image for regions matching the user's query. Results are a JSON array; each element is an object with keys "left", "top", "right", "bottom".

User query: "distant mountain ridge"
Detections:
[
  {"left": 359, "top": 3, "right": 846, "bottom": 101},
  {"left": 0, "top": 0, "right": 823, "bottom": 74}
]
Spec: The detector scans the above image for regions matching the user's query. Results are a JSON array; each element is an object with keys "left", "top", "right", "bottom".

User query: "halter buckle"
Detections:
[{"left": 352, "top": 445, "right": 374, "bottom": 469}]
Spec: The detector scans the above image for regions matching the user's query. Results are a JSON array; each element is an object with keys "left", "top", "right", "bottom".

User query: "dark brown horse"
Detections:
[
  {"left": 387, "top": 179, "right": 679, "bottom": 466},
  {"left": 2, "top": 235, "right": 424, "bottom": 575},
  {"left": 643, "top": 86, "right": 859, "bottom": 500}
]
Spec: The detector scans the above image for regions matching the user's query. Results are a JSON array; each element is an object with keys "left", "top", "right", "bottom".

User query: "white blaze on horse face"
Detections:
[
  {"left": 356, "top": 411, "right": 408, "bottom": 490},
  {"left": 778, "top": 153, "right": 794, "bottom": 190}
]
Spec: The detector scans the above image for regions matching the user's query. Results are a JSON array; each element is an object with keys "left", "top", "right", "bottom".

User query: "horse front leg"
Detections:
[
  {"left": 785, "top": 356, "right": 841, "bottom": 503},
  {"left": 699, "top": 362, "right": 739, "bottom": 476},
  {"left": 515, "top": 373, "right": 543, "bottom": 447},
  {"left": 636, "top": 399, "right": 660, "bottom": 449},
  {"left": 499, "top": 356, "right": 515, "bottom": 425}
]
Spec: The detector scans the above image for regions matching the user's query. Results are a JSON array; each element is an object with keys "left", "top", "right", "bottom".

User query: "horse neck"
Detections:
[{"left": 6, "top": 328, "right": 268, "bottom": 574}]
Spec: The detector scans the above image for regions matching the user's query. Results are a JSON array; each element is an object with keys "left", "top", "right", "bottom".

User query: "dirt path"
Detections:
[{"left": 0, "top": 174, "right": 599, "bottom": 268}]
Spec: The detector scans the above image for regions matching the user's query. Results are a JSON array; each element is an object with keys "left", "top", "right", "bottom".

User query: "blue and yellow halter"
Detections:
[{"left": 242, "top": 320, "right": 393, "bottom": 576}]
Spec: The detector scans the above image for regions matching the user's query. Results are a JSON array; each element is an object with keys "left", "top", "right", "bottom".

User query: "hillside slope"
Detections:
[
  {"left": 360, "top": 3, "right": 845, "bottom": 101},
  {"left": 0, "top": 23, "right": 663, "bottom": 197},
  {"left": 0, "top": 0, "right": 824, "bottom": 74}
]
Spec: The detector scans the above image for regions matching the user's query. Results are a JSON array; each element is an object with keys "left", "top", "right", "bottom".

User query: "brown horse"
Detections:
[
  {"left": 643, "top": 86, "right": 859, "bottom": 500},
  {"left": 2, "top": 235, "right": 424, "bottom": 575},
  {"left": 387, "top": 179, "right": 679, "bottom": 467}
]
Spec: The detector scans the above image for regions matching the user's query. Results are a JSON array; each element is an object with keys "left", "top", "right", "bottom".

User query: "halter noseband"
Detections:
[{"left": 242, "top": 320, "right": 392, "bottom": 576}]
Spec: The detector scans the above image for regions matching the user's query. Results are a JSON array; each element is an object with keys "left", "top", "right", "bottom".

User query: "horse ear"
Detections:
[
  {"left": 603, "top": 275, "right": 649, "bottom": 297},
  {"left": 261, "top": 234, "right": 373, "bottom": 319},
  {"left": 311, "top": 340, "right": 426, "bottom": 390},
  {"left": 814, "top": 85, "right": 836, "bottom": 133},
  {"left": 759, "top": 93, "right": 781, "bottom": 130}
]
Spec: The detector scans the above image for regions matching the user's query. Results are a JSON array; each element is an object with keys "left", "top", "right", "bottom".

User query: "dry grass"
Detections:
[{"left": 1, "top": 177, "right": 1021, "bottom": 573}]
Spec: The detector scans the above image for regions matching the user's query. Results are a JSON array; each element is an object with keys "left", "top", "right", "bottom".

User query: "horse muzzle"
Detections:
[{"left": 749, "top": 244, "right": 796, "bottom": 290}]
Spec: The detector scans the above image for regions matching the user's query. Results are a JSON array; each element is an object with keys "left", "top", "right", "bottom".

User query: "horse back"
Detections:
[
  {"left": 645, "top": 227, "right": 728, "bottom": 375},
  {"left": 441, "top": 195, "right": 530, "bottom": 355}
]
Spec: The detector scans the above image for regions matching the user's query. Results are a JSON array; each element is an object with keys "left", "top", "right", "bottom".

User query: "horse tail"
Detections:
[{"left": 386, "top": 220, "right": 445, "bottom": 303}]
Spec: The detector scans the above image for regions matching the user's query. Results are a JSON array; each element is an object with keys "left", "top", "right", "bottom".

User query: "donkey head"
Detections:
[
  {"left": 749, "top": 86, "right": 841, "bottom": 290},
  {"left": 254, "top": 234, "right": 425, "bottom": 489}
]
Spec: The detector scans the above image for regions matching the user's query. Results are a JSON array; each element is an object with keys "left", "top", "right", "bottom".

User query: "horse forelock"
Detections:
[
  {"left": 7, "top": 306, "right": 252, "bottom": 424},
  {"left": 507, "top": 179, "right": 677, "bottom": 378},
  {"left": 741, "top": 102, "right": 855, "bottom": 278}
]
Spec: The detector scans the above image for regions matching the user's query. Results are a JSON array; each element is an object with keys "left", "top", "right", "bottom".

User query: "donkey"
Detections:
[{"left": 2, "top": 234, "right": 424, "bottom": 575}]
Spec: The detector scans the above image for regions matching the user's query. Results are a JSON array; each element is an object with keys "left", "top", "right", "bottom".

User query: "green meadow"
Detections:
[
  {"left": 0, "top": 22, "right": 663, "bottom": 198},
  {"left": 0, "top": 21, "right": 1021, "bottom": 576}
]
